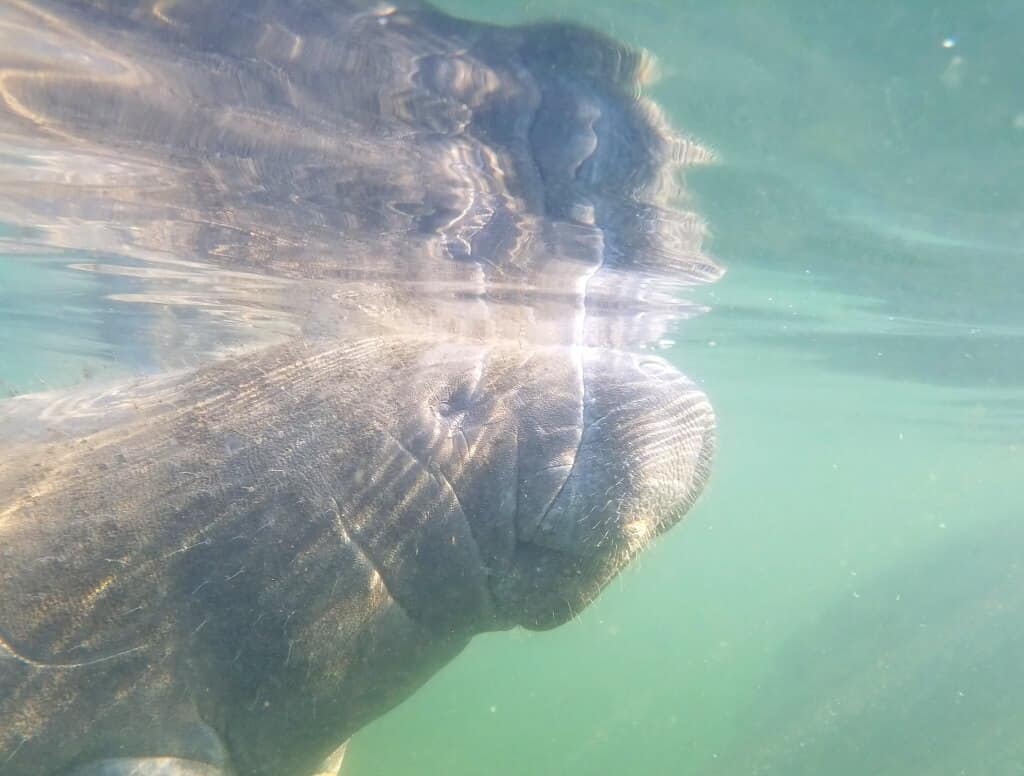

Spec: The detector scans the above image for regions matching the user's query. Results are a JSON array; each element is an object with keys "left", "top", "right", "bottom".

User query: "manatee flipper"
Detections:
[
  {"left": 312, "top": 740, "right": 349, "bottom": 775},
  {"left": 68, "top": 758, "right": 227, "bottom": 776}
]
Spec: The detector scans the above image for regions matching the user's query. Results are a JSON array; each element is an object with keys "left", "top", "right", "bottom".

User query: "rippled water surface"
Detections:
[{"left": 2, "top": 1, "right": 1022, "bottom": 774}]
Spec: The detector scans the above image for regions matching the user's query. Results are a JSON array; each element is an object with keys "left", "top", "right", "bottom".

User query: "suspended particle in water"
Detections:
[
  {"left": 942, "top": 55, "right": 965, "bottom": 88},
  {"left": 941, "top": 36, "right": 957, "bottom": 49}
]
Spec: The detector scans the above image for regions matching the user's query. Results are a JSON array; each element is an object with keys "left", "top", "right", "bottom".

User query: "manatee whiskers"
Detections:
[{"left": 623, "top": 518, "right": 656, "bottom": 555}]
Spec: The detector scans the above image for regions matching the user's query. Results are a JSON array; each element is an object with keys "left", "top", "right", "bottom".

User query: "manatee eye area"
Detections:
[
  {"left": 437, "top": 382, "right": 472, "bottom": 421},
  {"left": 432, "top": 359, "right": 487, "bottom": 431},
  {"left": 431, "top": 369, "right": 487, "bottom": 459}
]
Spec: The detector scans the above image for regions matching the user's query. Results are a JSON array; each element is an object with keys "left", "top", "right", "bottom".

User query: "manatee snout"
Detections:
[
  {"left": 536, "top": 349, "right": 714, "bottom": 552},
  {"left": 499, "top": 347, "right": 715, "bottom": 629}
]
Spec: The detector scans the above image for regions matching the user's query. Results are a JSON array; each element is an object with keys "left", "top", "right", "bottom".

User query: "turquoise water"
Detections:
[{"left": 2, "top": 2, "right": 1022, "bottom": 774}]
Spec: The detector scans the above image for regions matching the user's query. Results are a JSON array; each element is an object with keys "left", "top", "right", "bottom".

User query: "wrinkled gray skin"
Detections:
[{"left": 0, "top": 1, "right": 718, "bottom": 774}]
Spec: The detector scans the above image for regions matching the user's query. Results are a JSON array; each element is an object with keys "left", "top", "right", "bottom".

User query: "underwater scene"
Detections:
[{"left": 0, "top": 1, "right": 1021, "bottom": 774}]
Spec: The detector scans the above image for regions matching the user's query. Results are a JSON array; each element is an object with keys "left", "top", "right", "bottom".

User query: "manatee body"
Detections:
[
  {"left": 0, "top": 1, "right": 718, "bottom": 774},
  {"left": 1, "top": 340, "right": 712, "bottom": 775}
]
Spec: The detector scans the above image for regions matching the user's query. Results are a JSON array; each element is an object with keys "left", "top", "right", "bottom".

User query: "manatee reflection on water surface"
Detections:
[{"left": 0, "top": 1, "right": 719, "bottom": 774}]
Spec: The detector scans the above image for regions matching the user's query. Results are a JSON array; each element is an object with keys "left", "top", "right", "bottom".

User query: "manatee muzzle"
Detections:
[{"left": 518, "top": 348, "right": 714, "bottom": 558}]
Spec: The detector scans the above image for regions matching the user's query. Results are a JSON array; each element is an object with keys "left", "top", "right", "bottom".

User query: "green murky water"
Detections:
[{"left": 2, "top": 2, "right": 1022, "bottom": 774}]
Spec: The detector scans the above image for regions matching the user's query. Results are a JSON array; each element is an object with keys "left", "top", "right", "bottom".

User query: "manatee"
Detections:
[{"left": 0, "top": 1, "right": 720, "bottom": 774}]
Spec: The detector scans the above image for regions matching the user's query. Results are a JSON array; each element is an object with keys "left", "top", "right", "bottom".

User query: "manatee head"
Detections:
[{"left": 380, "top": 340, "right": 714, "bottom": 633}]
